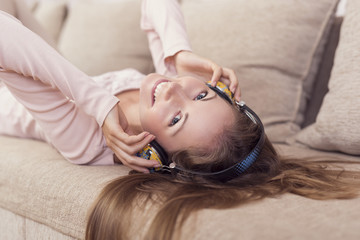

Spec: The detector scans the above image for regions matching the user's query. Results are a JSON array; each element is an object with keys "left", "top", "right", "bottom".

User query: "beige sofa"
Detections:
[{"left": 1, "top": 0, "right": 360, "bottom": 239}]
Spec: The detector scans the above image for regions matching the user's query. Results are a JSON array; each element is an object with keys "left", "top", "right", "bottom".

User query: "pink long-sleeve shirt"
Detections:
[{"left": 0, "top": 0, "right": 192, "bottom": 165}]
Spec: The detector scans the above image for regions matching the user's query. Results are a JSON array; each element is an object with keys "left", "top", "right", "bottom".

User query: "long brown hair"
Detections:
[{"left": 86, "top": 107, "right": 359, "bottom": 240}]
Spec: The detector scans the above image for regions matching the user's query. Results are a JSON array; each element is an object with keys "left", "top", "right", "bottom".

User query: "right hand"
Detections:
[
  {"left": 102, "top": 103, "right": 160, "bottom": 173},
  {"left": 173, "top": 50, "right": 241, "bottom": 101}
]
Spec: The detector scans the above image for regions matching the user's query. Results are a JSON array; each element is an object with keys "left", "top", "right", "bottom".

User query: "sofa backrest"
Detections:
[
  {"left": 0, "top": 0, "right": 57, "bottom": 47},
  {"left": 3, "top": 0, "right": 343, "bottom": 144}
]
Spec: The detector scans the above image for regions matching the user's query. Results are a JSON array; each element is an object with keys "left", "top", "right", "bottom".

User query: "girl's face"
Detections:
[{"left": 139, "top": 73, "right": 235, "bottom": 153}]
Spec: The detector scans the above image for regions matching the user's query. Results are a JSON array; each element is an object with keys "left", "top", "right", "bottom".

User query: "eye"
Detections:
[
  {"left": 194, "top": 91, "right": 208, "bottom": 100},
  {"left": 169, "top": 113, "right": 181, "bottom": 126}
]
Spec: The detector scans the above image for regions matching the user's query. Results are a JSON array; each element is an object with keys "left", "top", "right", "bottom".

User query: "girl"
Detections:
[
  {"left": 0, "top": 1, "right": 358, "bottom": 240},
  {"left": 0, "top": 0, "right": 240, "bottom": 172}
]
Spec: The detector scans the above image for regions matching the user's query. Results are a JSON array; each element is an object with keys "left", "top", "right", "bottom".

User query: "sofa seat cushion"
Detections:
[
  {"left": 0, "top": 136, "right": 129, "bottom": 239},
  {"left": 275, "top": 143, "right": 360, "bottom": 167},
  {"left": 1, "top": 135, "right": 359, "bottom": 239}
]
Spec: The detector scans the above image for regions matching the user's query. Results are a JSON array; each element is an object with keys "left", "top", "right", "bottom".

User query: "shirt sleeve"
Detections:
[
  {"left": 141, "top": 0, "right": 192, "bottom": 76},
  {"left": 0, "top": 11, "right": 119, "bottom": 127}
]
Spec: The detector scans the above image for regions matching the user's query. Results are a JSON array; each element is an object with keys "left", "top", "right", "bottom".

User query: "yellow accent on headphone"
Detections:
[
  {"left": 136, "top": 144, "right": 163, "bottom": 171},
  {"left": 207, "top": 81, "right": 234, "bottom": 102}
]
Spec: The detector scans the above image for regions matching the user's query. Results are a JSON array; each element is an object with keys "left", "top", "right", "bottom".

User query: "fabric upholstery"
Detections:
[
  {"left": 296, "top": 0, "right": 360, "bottom": 155},
  {"left": 0, "top": 208, "right": 75, "bottom": 240},
  {"left": 1, "top": 136, "right": 359, "bottom": 240},
  {"left": 0, "top": 0, "right": 57, "bottom": 47},
  {"left": 0, "top": 136, "right": 128, "bottom": 239},
  {"left": 302, "top": 17, "right": 343, "bottom": 127},
  {"left": 32, "top": 1, "right": 67, "bottom": 43},
  {"left": 181, "top": 0, "right": 339, "bottom": 143},
  {"left": 0, "top": 0, "right": 15, "bottom": 14},
  {"left": 57, "top": 0, "right": 154, "bottom": 76}
]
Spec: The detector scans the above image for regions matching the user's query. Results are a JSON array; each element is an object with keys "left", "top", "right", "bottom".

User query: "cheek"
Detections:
[{"left": 140, "top": 109, "right": 165, "bottom": 136}]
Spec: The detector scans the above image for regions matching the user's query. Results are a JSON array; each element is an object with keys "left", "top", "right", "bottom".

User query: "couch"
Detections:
[{"left": 1, "top": 0, "right": 360, "bottom": 239}]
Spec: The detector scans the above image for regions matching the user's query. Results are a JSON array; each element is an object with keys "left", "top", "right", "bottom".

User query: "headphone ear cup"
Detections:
[
  {"left": 149, "top": 140, "right": 168, "bottom": 165},
  {"left": 136, "top": 140, "right": 168, "bottom": 172}
]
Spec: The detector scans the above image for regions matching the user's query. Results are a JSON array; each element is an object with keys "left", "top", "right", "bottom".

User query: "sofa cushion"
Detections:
[
  {"left": 1, "top": 135, "right": 360, "bottom": 240},
  {"left": 295, "top": 0, "right": 360, "bottom": 155},
  {"left": 302, "top": 17, "right": 343, "bottom": 127},
  {"left": 181, "top": 0, "right": 339, "bottom": 143},
  {"left": 0, "top": 0, "right": 15, "bottom": 15},
  {"left": 0, "top": 136, "right": 129, "bottom": 239},
  {"left": 57, "top": 0, "right": 154, "bottom": 76},
  {"left": 32, "top": 1, "right": 67, "bottom": 43}
]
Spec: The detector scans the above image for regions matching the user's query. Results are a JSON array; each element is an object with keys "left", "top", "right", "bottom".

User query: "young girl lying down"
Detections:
[{"left": 0, "top": 1, "right": 358, "bottom": 240}]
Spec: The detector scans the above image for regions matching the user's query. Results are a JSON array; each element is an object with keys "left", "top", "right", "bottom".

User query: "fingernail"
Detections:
[{"left": 154, "top": 164, "right": 161, "bottom": 168}]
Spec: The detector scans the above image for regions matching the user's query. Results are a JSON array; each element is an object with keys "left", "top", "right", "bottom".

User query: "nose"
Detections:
[{"left": 163, "top": 82, "right": 183, "bottom": 101}]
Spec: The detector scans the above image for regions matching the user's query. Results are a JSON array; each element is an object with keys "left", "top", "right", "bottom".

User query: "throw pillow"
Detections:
[
  {"left": 181, "top": 0, "right": 339, "bottom": 143},
  {"left": 58, "top": 0, "right": 154, "bottom": 76},
  {"left": 32, "top": 1, "right": 67, "bottom": 43},
  {"left": 295, "top": 0, "right": 360, "bottom": 155}
]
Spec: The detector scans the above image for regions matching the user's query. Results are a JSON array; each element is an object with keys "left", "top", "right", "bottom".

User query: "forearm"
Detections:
[
  {"left": 0, "top": 11, "right": 118, "bottom": 126},
  {"left": 141, "top": 0, "right": 192, "bottom": 75}
]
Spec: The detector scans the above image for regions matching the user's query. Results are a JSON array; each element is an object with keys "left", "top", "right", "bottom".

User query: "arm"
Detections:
[
  {"left": 141, "top": 0, "right": 241, "bottom": 100},
  {"left": 0, "top": 11, "right": 118, "bottom": 127},
  {"left": 0, "top": 11, "right": 158, "bottom": 168},
  {"left": 141, "top": 0, "right": 192, "bottom": 76}
]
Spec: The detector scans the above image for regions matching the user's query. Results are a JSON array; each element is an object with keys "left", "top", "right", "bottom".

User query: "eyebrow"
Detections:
[{"left": 171, "top": 94, "right": 217, "bottom": 136}]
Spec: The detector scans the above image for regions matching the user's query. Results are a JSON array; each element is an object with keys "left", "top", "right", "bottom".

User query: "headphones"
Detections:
[{"left": 136, "top": 81, "right": 265, "bottom": 182}]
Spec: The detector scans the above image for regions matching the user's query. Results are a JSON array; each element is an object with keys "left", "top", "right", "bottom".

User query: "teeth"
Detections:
[{"left": 154, "top": 82, "right": 168, "bottom": 101}]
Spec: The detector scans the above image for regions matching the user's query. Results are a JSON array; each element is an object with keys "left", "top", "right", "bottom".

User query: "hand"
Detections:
[
  {"left": 173, "top": 50, "right": 241, "bottom": 101},
  {"left": 102, "top": 103, "right": 159, "bottom": 173}
]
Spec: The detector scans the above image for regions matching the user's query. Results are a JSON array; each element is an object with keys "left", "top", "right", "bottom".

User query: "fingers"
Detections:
[
  {"left": 114, "top": 151, "right": 157, "bottom": 173},
  {"left": 222, "top": 67, "right": 241, "bottom": 101},
  {"left": 210, "top": 63, "right": 223, "bottom": 87},
  {"left": 113, "top": 145, "right": 160, "bottom": 173},
  {"left": 209, "top": 65, "right": 241, "bottom": 102},
  {"left": 102, "top": 103, "right": 161, "bottom": 173},
  {"left": 106, "top": 131, "right": 161, "bottom": 173},
  {"left": 115, "top": 131, "right": 152, "bottom": 146}
]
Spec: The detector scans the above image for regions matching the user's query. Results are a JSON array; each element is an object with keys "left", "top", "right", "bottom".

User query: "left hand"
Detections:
[
  {"left": 102, "top": 103, "right": 158, "bottom": 173},
  {"left": 173, "top": 50, "right": 241, "bottom": 101}
]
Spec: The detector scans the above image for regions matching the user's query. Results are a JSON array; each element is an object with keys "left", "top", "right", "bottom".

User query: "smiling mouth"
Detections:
[{"left": 152, "top": 79, "right": 169, "bottom": 106}]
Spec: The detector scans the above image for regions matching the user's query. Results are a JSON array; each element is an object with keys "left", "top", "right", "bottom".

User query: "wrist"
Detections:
[{"left": 173, "top": 50, "right": 191, "bottom": 64}]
